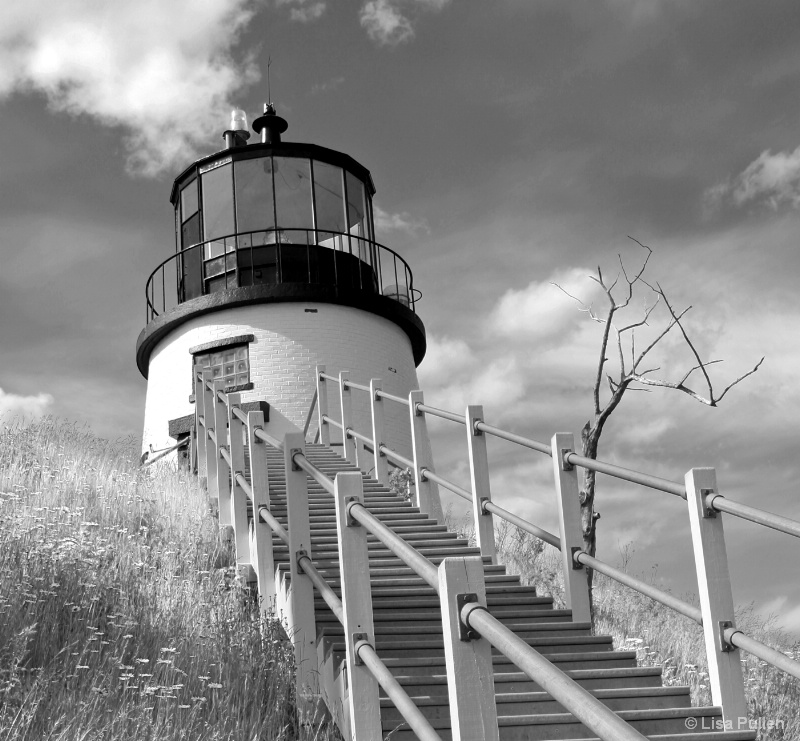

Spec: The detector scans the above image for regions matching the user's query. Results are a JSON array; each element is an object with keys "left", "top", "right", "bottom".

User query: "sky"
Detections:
[{"left": 2, "top": 1, "right": 800, "bottom": 636}]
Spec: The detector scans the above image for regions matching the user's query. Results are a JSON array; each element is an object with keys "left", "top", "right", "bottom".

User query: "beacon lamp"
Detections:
[{"left": 223, "top": 108, "right": 251, "bottom": 148}]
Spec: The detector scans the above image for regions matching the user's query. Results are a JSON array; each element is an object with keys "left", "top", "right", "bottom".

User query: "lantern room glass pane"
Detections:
[
  {"left": 313, "top": 162, "right": 346, "bottom": 235},
  {"left": 202, "top": 164, "right": 234, "bottom": 241},
  {"left": 346, "top": 172, "right": 367, "bottom": 239},
  {"left": 180, "top": 179, "right": 198, "bottom": 223},
  {"left": 234, "top": 157, "right": 275, "bottom": 234},
  {"left": 273, "top": 157, "right": 312, "bottom": 231}
]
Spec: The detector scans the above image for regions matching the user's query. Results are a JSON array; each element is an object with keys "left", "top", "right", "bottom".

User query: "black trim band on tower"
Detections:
[{"left": 135, "top": 285, "right": 427, "bottom": 379}]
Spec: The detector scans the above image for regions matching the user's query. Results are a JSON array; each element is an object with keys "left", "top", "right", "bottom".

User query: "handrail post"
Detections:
[
  {"left": 409, "top": 390, "right": 444, "bottom": 521},
  {"left": 334, "top": 472, "right": 382, "bottom": 739},
  {"left": 550, "top": 433, "right": 591, "bottom": 624},
  {"left": 339, "top": 371, "right": 357, "bottom": 465},
  {"left": 214, "top": 380, "right": 232, "bottom": 529},
  {"left": 685, "top": 467, "right": 747, "bottom": 723},
  {"left": 247, "top": 410, "right": 276, "bottom": 616},
  {"left": 316, "top": 365, "right": 330, "bottom": 446},
  {"left": 227, "top": 392, "right": 250, "bottom": 572},
  {"left": 466, "top": 405, "right": 496, "bottom": 563},
  {"left": 194, "top": 369, "right": 207, "bottom": 480},
  {"left": 202, "top": 369, "right": 217, "bottom": 498},
  {"left": 369, "top": 379, "right": 389, "bottom": 485},
  {"left": 283, "top": 431, "right": 317, "bottom": 715},
  {"left": 438, "top": 556, "right": 499, "bottom": 741}
]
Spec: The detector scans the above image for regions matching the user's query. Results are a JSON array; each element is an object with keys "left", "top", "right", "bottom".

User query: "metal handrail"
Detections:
[
  {"left": 475, "top": 421, "right": 552, "bottom": 456},
  {"left": 142, "top": 437, "right": 189, "bottom": 467},
  {"left": 415, "top": 403, "right": 466, "bottom": 426},
  {"left": 144, "top": 228, "right": 417, "bottom": 320},
  {"left": 563, "top": 450, "right": 686, "bottom": 499},
  {"left": 420, "top": 467, "right": 472, "bottom": 502},
  {"left": 465, "top": 606, "right": 648, "bottom": 741},
  {"left": 379, "top": 444, "right": 414, "bottom": 470},
  {"left": 343, "top": 379, "right": 370, "bottom": 393},
  {"left": 375, "top": 389, "right": 410, "bottom": 407},
  {"left": 303, "top": 389, "right": 318, "bottom": 439},
  {"left": 483, "top": 500, "right": 561, "bottom": 549},
  {"left": 707, "top": 494, "right": 800, "bottom": 539},
  {"left": 724, "top": 628, "right": 800, "bottom": 681},
  {"left": 321, "top": 414, "right": 343, "bottom": 430}
]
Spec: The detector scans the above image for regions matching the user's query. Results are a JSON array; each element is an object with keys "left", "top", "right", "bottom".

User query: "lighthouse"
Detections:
[{"left": 136, "top": 105, "right": 426, "bottom": 460}]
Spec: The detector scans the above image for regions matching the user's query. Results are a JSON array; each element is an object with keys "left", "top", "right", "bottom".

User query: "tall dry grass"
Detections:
[{"left": 0, "top": 418, "right": 335, "bottom": 741}]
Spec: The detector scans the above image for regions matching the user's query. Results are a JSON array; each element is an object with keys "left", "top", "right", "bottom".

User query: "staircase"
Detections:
[{"left": 257, "top": 442, "right": 757, "bottom": 741}]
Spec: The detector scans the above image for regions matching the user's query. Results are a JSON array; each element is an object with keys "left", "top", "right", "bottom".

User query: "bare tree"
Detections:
[{"left": 554, "top": 238, "right": 763, "bottom": 601}]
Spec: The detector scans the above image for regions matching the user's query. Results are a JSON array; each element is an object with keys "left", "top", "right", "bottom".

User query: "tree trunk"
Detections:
[{"left": 579, "top": 422, "right": 600, "bottom": 617}]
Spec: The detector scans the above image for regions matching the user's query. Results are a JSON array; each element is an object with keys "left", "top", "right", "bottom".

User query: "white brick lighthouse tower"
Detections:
[{"left": 136, "top": 105, "right": 426, "bottom": 459}]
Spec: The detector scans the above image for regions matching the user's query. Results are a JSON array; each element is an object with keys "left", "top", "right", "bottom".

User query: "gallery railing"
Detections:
[{"left": 144, "top": 229, "right": 418, "bottom": 322}]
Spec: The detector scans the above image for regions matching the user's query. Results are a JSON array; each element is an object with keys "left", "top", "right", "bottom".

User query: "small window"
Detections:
[{"left": 193, "top": 344, "right": 250, "bottom": 389}]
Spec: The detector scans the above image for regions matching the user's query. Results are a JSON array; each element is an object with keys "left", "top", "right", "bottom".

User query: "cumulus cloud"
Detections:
[
  {"left": 0, "top": 0, "right": 262, "bottom": 177},
  {"left": 277, "top": 0, "right": 326, "bottom": 22},
  {"left": 487, "top": 268, "right": 601, "bottom": 345},
  {"left": 359, "top": 0, "right": 450, "bottom": 46},
  {"left": 373, "top": 204, "right": 429, "bottom": 235},
  {"left": 0, "top": 387, "right": 53, "bottom": 419},
  {"left": 706, "top": 145, "right": 800, "bottom": 211}
]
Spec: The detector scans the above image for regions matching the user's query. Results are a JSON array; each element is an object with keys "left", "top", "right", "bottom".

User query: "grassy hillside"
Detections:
[{"left": 0, "top": 418, "right": 336, "bottom": 741}]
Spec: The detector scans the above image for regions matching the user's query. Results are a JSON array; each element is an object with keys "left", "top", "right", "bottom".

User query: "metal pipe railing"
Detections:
[
  {"left": 375, "top": 389, "right": 410, "bottom": 407},
  {"left": 356, "top": 641, "right": 443, "bottom": 741},
  {"left": 724, "top": 628, "right": 800, "bottom": 681},
  {"left": 563, "top": 450, "right": 686, "bottom": 499},
  {"left": 379, "top": 444, "right": 414, "bottom": 470},
  {"left": 475, "top": 422, "right": 552, "bottom": 456},
  {"left": 348, "top": 428, "right": 371, "bottom": 446},
  {"left": 254, "top": 427, "right": 283, "bottom": 450},
  {"left": 346, "top": 501, "right": 439, "bottom": 588},
  {"left": 142, "top": 437, "right": 189, "bottom": 467},
  {"left": 292, "top": 451, "right": 336, "bottom": 495},
  {"left": 708, "top": 495, "right": 800, "bottom": 539},
  {"left": 343, "top": 379, "right": 370, "bottom": 393},
  {"left": 465, "top": 607, "right": 648, "bottom": 741},
  {"left": 319, "top": 372, "right": 339, "bottom": 384},
  {"left": 574, "top": 551, "right": 702, "bottom": 624},
  {"left": 420, "top": 467, "right": 471, "bottom": 502},
  {"left": 321, "top": 414, "right": 343, "bottom": 430},
  {"left": 416, "top": 403, "right": 466, "bottom": 426},
  {"left": 303, "top": 389, "right": 318, "bottom": 438},
  {"left": 483, "top": 500, "right": 561, "bottom": 549}
]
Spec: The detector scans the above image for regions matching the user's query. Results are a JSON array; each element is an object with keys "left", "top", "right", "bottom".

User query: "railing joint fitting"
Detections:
[
  {"left": 570, "top": 546, "right": 584, "bottom": 570},
  {"left": 290, "top": 448, "right": 303, "bottom": 471},
  {"left": 352, "top": 632, "right": 369, "bottom": 665},
  {"left": 456, "top": 593, "right": 482, "bottom": 641},
  {"left": 472, "top": 419, "right": 483, "bottom": 436},
  {"left": 414, "top": 402, "right": 423, "bottom": 417},
  {"left": 344, "top": 496, "right": 361, "bottom": 526},
  {"left": 701, "top": 488, "right": 718, "bottom": 518},
  {"left": 295, "top": 549, "right": 309, "bottom": 569},
  {"left": 718, "top": 620, "right": 737, "bottom": 652},
  {"left": 560, "top": 448, "right": 574, "bottom": 472},
  {"left": 479, "top": 496, "right": 491, "bottom": 515},
  {"left": 419, "top": 467, "right": 429, "bottom": 482}
]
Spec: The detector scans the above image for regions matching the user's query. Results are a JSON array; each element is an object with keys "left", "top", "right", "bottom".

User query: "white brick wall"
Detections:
[{"left": 141, "top": 302, "right": 421, "bottom": 460}]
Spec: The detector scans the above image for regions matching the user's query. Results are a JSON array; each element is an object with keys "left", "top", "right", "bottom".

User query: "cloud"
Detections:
[
  {"left": 706, "top": 145, "right": 800, "bottom": 211},
  {"left": 277, "top": 0, "right": 326, "bottom": 22},
  {"left": 359, "top": 0, "right": 450, "bottom": 46},
  {"left": 310, "top": 76, "right": 345, "bottom": 95},
  {"left": 0, "top": 387, "right": 53, "bottom": 419},
  {"left": 0, "top": 0, "right": 261, "bottom": 177},
  {"left": 487, "top": 267, "right": 600, "bottom": 345},
  {"left": 373, "top": 204, "right": 429, "bottom": 235}
]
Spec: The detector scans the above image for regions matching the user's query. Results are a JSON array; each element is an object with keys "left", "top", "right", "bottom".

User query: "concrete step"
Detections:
[
  {"left": 375, "top": 650, "right": 640, "bottom": 676},
  {"left": 318, "top": 621, "right": 592, "bottom": 640},
  {"left": 379, "top": 686, "right": 692, "bottom": 722},
  {"left": 381, "top": 706, "right": 740, "bottom": 740},
  {"left": 324, "top": 633, "right": 613, "bottom": 659},
  {"left": 391, "top": 666, "right": 665, "bottom": 694}
]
